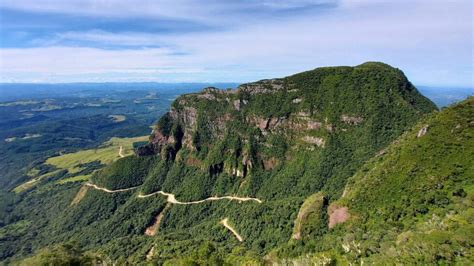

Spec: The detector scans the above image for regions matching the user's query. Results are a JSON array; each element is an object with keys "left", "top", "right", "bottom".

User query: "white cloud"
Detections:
[
  {"left": 0, "top": 0, "right": 472, "bottom": 85},
  {"left": 40, "top": 30, "right": 172, "bottom": 47}
]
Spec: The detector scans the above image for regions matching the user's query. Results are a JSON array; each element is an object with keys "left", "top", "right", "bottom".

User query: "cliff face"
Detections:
[{"left": 136, "top": 62, "right": 436, "bottom": 198}]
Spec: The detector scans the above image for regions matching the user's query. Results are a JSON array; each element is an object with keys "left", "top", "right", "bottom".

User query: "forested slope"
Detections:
[
  {"left": 2, "top": 62, "right": 441, "bottom": 264},
  {"left": 272, "top": 97, "right": 473, "bottom": 264}
]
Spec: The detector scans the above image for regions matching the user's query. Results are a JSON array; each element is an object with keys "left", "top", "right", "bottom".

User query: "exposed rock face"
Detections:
[
  {"left": 302, "top": 136, "right": 325, "bottom": 147},
  {"left": 238, "top": 79, "right": 285, "bottom": 94},
  {"left": 307, "top": 121, "right": 322, "bottom": 130},
  {"left": 292, "top": 98, "right": 302, "bottom": 103},
  {"left": 258, "top": 118, "right": 268, "bottom": 130},
  {"left": 297, "top": 111, "right": 310, "bottom": 118},
  {"left": 233, "top": 100, "right": 241, "bottom": 111},
  {"left": 151, "top": 130, "right": 173, "bottom": 146},
  {"left": 250, "top": 116, "right": 288, "bottom": 134},
  {"left": 263, "top": 157, "right": 279, "bottom": 170},
  {"left": 171, "top": 107, "right": 197, "bottom": 128},
  {"left": 325, "top": 124, "right": 334, "bottom": 133},
  {"left": 70, "top": 186, "right": 89, "bottom": 206},
  {"left": 145, "top": 203, "right": 171, "bottom": 236},
  {"left": 417, "top": 125, "right": 429, "bottom": 137},
  {"left": 341, "top": 114, "right": 363, "bottom": 125},
  {"left": 135, "top": 62, "right": 437, "bottom": 184}
]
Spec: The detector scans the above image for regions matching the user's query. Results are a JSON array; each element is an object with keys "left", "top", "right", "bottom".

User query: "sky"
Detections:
[{"left": 0, "top": 0, "right": 472, "bottom": 86}]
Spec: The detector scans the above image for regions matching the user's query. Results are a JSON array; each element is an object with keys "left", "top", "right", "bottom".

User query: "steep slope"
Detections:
[
  {"left": 273, "top": 97, "right": 473, "bottom": 264},
  {"left": 2, "top": 62, "right": 437, "bottom": 264},
  {"left": 134, "top": 61, "right": 436, "bottom": 200}
]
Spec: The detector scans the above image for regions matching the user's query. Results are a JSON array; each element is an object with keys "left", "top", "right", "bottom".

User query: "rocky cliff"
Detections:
[{"left": 137, "top": 62, "right": 436, "bottom": 198}]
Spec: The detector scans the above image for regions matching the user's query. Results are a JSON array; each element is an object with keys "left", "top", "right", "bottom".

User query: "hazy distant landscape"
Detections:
[{"left": 2, "top": 82, "right": 472, "bottom": 105}]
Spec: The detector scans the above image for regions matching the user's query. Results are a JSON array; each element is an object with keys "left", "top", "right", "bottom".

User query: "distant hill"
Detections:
[
  {"left": 0, "top": 82, "right": 239, "bottom": 102},
  {"left": 418, "top": 86, "right": 473, "bottom": 107}
]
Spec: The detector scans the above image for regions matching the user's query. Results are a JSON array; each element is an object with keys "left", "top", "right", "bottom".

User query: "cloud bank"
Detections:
[{"left": 0, "top": 0, "right": 472, "bottom": 86}]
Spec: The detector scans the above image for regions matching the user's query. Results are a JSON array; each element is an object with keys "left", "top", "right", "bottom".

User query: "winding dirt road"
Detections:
[
  {"left": 221, "top": 218, "right": 243, "bottom": 242},
  {"left": 85, "top": 182, "right": 138, "bottom": 193},
  {"left": 85, "top": 182, "right": 262, "bottom": 204},
  {"left": 118, "top": 146, "right": 125, "bottom": 158},
  {"left": 82, "top": 182, "right": 259, "bottom": 242},
  {"left": 138, "top": 190, "right": 262, "bottom": 204}
]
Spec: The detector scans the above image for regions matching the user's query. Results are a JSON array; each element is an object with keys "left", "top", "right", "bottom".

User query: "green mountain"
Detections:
[
  {"left": 270, "top": 97, "right": 473, "bottom": 264},
  {"left": 4, "top": 62, "right": 461, "bottom": 264}
]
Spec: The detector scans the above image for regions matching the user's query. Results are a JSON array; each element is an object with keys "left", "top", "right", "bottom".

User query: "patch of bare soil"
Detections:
[
  {"left": 263, "top": 157, "right": 279, "bottom": 170},
  {"left": 328, "top": 205, "right": 350, "bottom": 228},
  {"left": 185, "top": 157, "right": 201, "bottom": 167},
  {"left": 70, "top": 185, "right": 89, "bottom": 206},
  {"left": 417, "top": 125, "right": 429, "bottom": 138},
  {"left": 145, "top": 203, "right": 171, "bottom": 236},
  {"left": 146, "top": 246, "right": 155, "bottom": 261}
]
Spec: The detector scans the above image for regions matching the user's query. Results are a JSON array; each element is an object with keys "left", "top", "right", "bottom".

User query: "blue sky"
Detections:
[{"left": 0, "top": 0, "right": 472, "bottom": 86}]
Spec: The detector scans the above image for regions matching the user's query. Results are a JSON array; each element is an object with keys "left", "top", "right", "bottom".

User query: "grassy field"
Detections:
[
  {"left": 13, "top": 170, "right": 62, "bottom": 193},
  {"left": 56, "top": 174, "right": 92, "bottom": 184},
  {"left": 14, "top": 136, "right": 148, "bottom": 192}
]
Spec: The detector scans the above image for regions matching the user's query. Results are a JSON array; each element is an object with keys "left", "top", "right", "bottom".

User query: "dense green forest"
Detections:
[
  {"left": 271, "top": 97, "right": 473, "bottom": 264},
  {"left": 2, "top": 63, "right": 471, "bottom": 264}
]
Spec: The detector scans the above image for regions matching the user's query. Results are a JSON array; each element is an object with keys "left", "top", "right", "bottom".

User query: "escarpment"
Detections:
[{"left": 136, "top": 62, "right": 436, "bottom": 198}]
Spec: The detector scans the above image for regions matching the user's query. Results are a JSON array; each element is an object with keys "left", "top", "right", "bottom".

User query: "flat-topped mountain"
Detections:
[{"left": 134, "top": 62, "right": 436, "bottom": 199}]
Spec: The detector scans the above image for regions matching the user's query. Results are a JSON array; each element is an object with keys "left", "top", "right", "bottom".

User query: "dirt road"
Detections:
[
  {"left": 221, "top": 218, "right": 243, "bottom": 242},
  {"left": 118, "top": 146, "right": 125, "bottom": 158},
  {"left": 85, "top": 182, "right": 262, "bottom": 204},
  {"left": 138, "top": 190, "right": 262, "bottom": 204},
  {"left": 85, "top": 182, "right": 138, "bottom": 193}
]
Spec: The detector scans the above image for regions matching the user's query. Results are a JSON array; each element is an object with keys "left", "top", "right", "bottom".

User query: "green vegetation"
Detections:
[
  {"left": 291, "top": 192, "right": 328, "bottom": 241},
  {"left": 274, "top": 97, "right": 473, "bottom": 264},
  {"left": 4, "top": 63, "right": 468, "bottom": 265},
  {"left": 46, "top": 136, "right": 147, "bottom": 173},
  {"left": 13, "top": 136, "right": 148, "bottom": 192},
  {"left": 15, "top": 244, "right": 102, "bottom": 265},
  {"left": 331, "top": 97, "right": 473, "bottom": 264}
]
